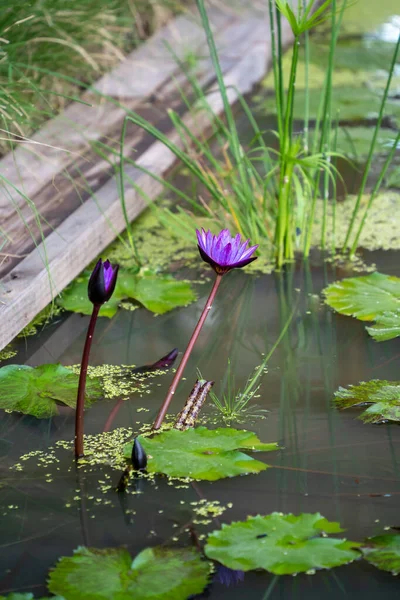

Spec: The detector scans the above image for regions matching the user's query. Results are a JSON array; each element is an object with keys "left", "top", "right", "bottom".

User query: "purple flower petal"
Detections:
[
  {"left": 88, "top": 258, "right": 119, "bottom": 305},
  {"left": 195, "top": 228, "right": 258, "bottom": 274},
  {"left": 103, "top": 261, "right": 115, "bottom": 292}
]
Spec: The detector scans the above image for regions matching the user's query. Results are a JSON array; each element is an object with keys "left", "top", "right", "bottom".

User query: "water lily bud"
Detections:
[
  {"left": 132, "top": 438, "right": 147, "bottom": 471},
  {"left": 196, "top": 228, "right": 258, "bottom": 274},
  {"left": 88, "top": 259, "right": 119, "bottom": 305}
]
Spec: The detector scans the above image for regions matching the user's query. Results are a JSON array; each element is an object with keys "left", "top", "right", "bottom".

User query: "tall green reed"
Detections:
[
  {"left": 112, "top": 0, "right": 400, "bottom": 267},
  {"left": 115, "top": 0, "right": 344, "bottom": 266}
]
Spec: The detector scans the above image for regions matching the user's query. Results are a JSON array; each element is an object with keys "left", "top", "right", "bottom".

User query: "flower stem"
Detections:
[
  {"left": 153, "top": 273, "right": 223, "bottom": 430},
  {"left": 75, "top": 303, "right": 100, "bottom": 458}
]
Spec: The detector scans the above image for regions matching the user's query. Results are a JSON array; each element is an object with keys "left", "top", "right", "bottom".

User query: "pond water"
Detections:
[
  {"left": 1, "top": 0, "right": 400, "bottom": 597},
  {"left": 1, "top": 250, "right": 400, "bottom": 598}
]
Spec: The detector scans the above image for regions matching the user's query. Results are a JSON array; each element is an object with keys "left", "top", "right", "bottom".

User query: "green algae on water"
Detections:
[
  {"left": 311, "top": 191, "right": 400, "bottom": 252},
  {"left": 69, "top": 363, "right": 174, "bottom": 399},
  {"left": 0, "top": 346, "right": 17, "bottom": 361}
]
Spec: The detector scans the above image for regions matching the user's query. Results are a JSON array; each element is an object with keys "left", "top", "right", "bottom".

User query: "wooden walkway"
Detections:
[{"left": 0, "top": 2, "right": 294, "bottom": 350}]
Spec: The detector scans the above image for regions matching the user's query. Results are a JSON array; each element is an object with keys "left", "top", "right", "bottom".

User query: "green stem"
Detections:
[
  {"left": 304, "top": 0, "right": 341, "bottom": 258},
  {"left": 343, "top": 32, "right": 400, "bottom": 252},
  {"left": 196, "top": 0, "right": 249, "bottom": 193},
  {"left": 119, "top": 117, "right": 141, "bottom": 265},
  {"left": 350, "top": 130, "right": 400, "bottom": 254},
  {"left": 268, "top": 0, "right": 283, "bottom": 138},
  {"left": 75, "top": 303, "right": 100, "bottom": 458},
  {"left": 276, "top": 36, "right": 300, "bottom": 267}
]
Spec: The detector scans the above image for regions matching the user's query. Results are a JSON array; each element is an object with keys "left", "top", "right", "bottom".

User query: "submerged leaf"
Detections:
[
  {"left": 58, "top": 269, "right": 196, "bottom": 317},
  {"left": 362, "top": 533, "right": 400, "bottom": 575},
  {"left": 124, "top": 427, "right": 278, "bottom": 481},
  {"left": 324, "top": 272, "right": 400, "bottom": 341},
  {"left": 48, "top": 546, "right": 210, "bottom": 600},
  {"left": 334, "top": 380, "right": 400, "bottom": 423},
  {"left": 0, "top": 364, "right": 102, "bottom": 418},
  {"left": 205, "top": 513, "right": 361, "bottom": 575}
]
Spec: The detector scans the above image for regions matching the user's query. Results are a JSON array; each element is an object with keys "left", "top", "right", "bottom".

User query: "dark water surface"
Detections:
[{"left": 1, "top": 250, "right": 400, "bottom": 598}]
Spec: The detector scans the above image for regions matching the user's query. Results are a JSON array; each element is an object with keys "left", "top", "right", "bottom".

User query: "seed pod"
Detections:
[
  {"left": 183, "top": 380, "right": 214, "bottom": 429},
  {"left": 175, "top": 379, "right": 204, "bottom": 430},
  {"left": 131, "top": 438, "right": 147, "bottom": 471}
]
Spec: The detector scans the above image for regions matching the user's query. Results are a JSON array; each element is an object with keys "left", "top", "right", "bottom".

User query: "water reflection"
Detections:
[{"left": 1, "top": 254, "right": 400, "bottom": 598}]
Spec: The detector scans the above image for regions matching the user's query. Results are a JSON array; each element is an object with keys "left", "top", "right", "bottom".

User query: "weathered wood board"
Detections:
[{"left": 0, "top": 2, "right": 294, "bottom": 350}]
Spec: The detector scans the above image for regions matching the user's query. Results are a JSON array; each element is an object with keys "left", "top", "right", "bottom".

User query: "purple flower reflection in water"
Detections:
[{"left": 214, "top": 564, "right": 245, "bottom": 587}]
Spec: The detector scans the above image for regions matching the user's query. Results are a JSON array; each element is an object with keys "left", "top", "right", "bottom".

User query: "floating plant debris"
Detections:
[
  {"left": 175, "top": 379, "right": 214, "bottom": 430},
  {"left": 324, "top": 272, "right": 400, "bottom": 341},
  {"left": 362, "top": 533, "right": 400, "bottom": 575},
  {"left": 334, "top": 380, "right": 400, "bottom": 423},
  {"left": 124, "top": 427, "right": 279, "bottom": 481},
  {"left": 205, "top": 513, "right": 361, "bottom": 575},
  {"left": 48, "top": 546, "right": 210, "bottom": 600},
  {"left": 58, "top": 268, "right": 196, "bottom": 318}
]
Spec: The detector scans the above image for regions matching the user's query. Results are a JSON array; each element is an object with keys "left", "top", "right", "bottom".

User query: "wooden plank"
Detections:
[
  {"left": 0, "top": 4, "right": 233, "bottom": 221},
  {"left": 0, "top": 4, "right": 294, "bottom": 350},
  {"left": 0, "top": 9, "right": 262, "bottom": 277}
]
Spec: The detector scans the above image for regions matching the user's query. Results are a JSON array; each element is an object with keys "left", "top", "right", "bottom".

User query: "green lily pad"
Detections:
[
  {"left": 0, "top": 364, "right": 102, "bottom": 418},
  {"left": 48, "top": 546, "right": 210, "bottom": 600},
  {"left": 366, "top": 310, "right": 400, "bottom": 342},
  {"left": 324, "top": 272, "right": 400, "bottom": 341},
  {"left": 205, "top": 513, "right": 361, "bottom": 575},
  {"left": 334, "top": 379, "right": 400, "bottom": 423},
  {"left": 0, "top": 592, "right": 65, "bottom": 600},
  {"left": 362, "top": 533, "right": 400, "bottom": 575},
  {"left": 124, "top": 427, "right": 279, "bottom": 481},
  {"left": 58, "top": 269, "right": 196, "bottom": 318}
]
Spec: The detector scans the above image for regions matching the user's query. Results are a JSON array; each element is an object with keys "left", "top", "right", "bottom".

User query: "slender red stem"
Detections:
[
  {"left": 153, "top": 273, "right": 223, "bottom": 430},
  {"left": 75, "top": 303, "right": 100, "bottom": 457}
]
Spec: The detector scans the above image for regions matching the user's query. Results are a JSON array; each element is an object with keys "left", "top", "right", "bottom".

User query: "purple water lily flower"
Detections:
[
  {"left": 196, "top": 228, "right": 258, "bottom": 274},
  {"left": 214, "top": 564, "right": 245, "bottom": 587},
  {"left": 88, "top": 259, "right": 119, "bottom": 305}
]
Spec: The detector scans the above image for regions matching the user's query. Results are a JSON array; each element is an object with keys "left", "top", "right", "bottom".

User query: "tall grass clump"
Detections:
[
  {"left": 0, "top": 0, "right": 179, "bottom": 154},
  {"left": 117, "top": 0, "right": 400, "bottom": 267}
]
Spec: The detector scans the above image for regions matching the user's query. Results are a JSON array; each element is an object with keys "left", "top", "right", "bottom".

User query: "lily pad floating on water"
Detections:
[
  {"left": 324, "top": 272, "right": 400, "bottom": 341},
  {"left": 0, "top": 592, "right": 65, "bottom": 600},
  {"left": 48, "top": 546, "right": 210, "bottom": 600},
  {"left": 362, "top": 533, "right": 400, "bottom": 576},
  {"left": 334, "top": 380, "right": 400, "bottom": 423},
  {"left": 205, "top": 513, "right": 361, "bottom": 575},
  {"left": 0, "top": 363, "right": 102, "bottom": 418},
  {"left": 0, "top": 596, "right": 65, "bottom": 600},
  {"left": 58, "top": 268, "right": 196, "bottom": 318},
  {"left": 124, "top": 427, "right": 279, "bottom": 481}
]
